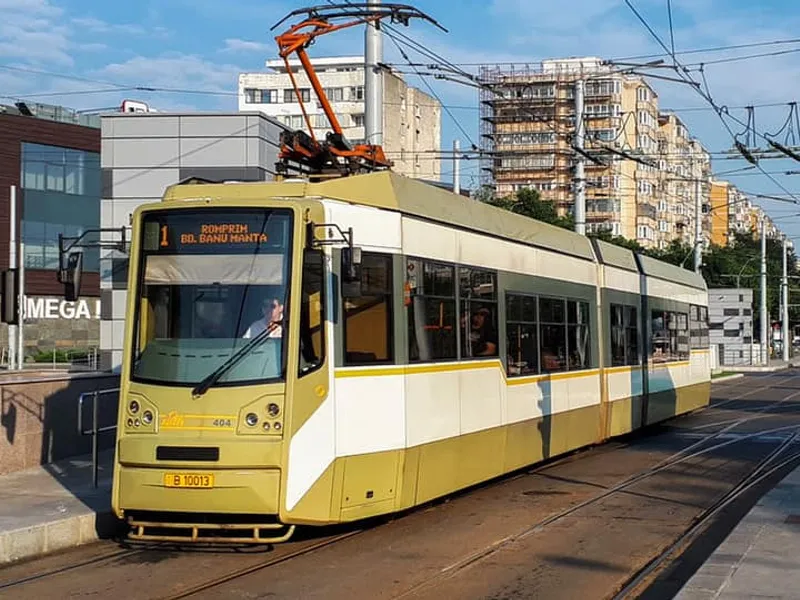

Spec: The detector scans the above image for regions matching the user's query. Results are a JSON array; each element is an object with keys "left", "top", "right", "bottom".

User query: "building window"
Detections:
[
  {"left": 352, "top": 114, "right": 365, "bottom": 128},
  {"left": 283, "top": 88, "right": 311, "bottom": 103},
  {"left": 245, "top": 89, "right": 277, "bottom": 104},
  {"left": 690, "top": 305, "right": 709, "bottom": 349},
  {"left": 723, "top": 308, "right": 739, "bottom": 316},
  {"left": 299, "top": 249, "right": 325, "bottom": 375},
  {"left": 20, "top": 142, "right": 100, "bottom": 272},
  {"left": 651, "top": 310, "right": 689, "bottom": 362},
  {"left": 324, "top": 87, "right": 344, "bottom": 102},
  {"left": 506, "top": 293, "right": 538, "bottom": 376},
  {"left": 459, "top": 266, "right": 498, "bottom": 358},
  {"left": 350, "top": 86, "right": 365, "bottom": 101},
  {"left": 407, "top": 259, "right": 457, "bottom": 361},
  {"left": 611, "top": 304, "right": 639, "bottom": 366},
  {"left": 343, "top": 253, "right": 393, "bottom": 365}
]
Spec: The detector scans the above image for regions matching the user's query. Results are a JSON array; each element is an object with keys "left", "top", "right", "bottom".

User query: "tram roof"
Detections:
[
  {"left": 162, "top": 171, "right": 707, "bottom": 290},
  {"left": 164, "top": 171, "right": 596, "bottom": 261}
]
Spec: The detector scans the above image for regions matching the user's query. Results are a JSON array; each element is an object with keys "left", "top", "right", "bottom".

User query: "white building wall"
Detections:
[
  {"left": 99, "top": 112, "right": 286, "bottom": 371},
  {"left": 238, "top": 56, "right": 441, "bottom": 181}
]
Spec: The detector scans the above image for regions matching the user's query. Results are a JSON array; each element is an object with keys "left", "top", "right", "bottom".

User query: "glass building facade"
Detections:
[{"left": 20, "top": 142, "right": 101, "bottom": 271}]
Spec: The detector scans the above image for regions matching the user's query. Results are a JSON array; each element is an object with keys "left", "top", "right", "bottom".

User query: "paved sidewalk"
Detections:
[
  {"left": 676, "top": 464, "right": 800, "bottom": 599},
  {"left": 0, "top": 449, "right": 117, "bottom": 564}
]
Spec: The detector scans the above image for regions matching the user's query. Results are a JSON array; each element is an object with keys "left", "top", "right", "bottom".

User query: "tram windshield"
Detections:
[{"left": 130, "top": 208, "right": 294, "bottom": 387}]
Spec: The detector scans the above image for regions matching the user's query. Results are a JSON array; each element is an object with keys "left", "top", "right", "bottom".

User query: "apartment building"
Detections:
[
  {"left": 750, "top": 205, "right": 779, "bottom": 238},
  {"left": 655, "top": 112, "right": 711, "bottom": 249},
  {"left": 478, "top": 57, "right": 711, "bottom": 249},
  {"left": 238, "top": 56, "right": 441, "bottom": 180},
  {"left": 709, "top": 180, "right": 751, "bottom": 246}
]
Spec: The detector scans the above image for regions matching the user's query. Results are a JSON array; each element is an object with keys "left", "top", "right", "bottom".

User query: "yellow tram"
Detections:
[{"left": 107, "top": 171, "right": 710, "bottom": 543}]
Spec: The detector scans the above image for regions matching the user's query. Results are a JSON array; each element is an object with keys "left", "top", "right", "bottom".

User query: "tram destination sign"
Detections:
[
  {"left": 143, "top": 209, "right": 291, "bottom": 254},
  {"left": 164, "top": 223, "right": 269, "bottom": 247}
]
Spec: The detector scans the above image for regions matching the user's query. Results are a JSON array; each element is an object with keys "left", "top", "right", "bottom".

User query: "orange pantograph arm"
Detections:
[{"left": 275, "top": 16, "right": 382, "bottom": 140}]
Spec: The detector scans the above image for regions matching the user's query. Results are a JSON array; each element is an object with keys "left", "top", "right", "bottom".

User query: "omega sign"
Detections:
[{"left": 26, "top": 297, "right": 101, "bottom": 320}]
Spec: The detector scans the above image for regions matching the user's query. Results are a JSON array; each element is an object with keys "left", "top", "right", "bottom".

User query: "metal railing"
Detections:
[{"left": 78, "top": 388, "right": 120, "bottom": 488}]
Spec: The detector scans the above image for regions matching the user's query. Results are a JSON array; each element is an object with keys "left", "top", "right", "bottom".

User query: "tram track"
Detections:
[
  {"left": 389, "top": 420, "right": 800, "bottom": 598},
  {"left": 155, "top": 530, "right": 363, "bottom": 600},
  {"left": 2, "top": 374, "right": 798, "bottom": 599},
  {"left": 611, "top": 434, "right": 800, "bottom": 599}
]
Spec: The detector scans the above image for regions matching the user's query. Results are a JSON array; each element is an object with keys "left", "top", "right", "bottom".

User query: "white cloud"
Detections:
[
  {"left": 93, "top": 53, "right": 243, "bottom": 111},
  {"left": 70, "top": 16, "right": 169, "bottom": 38},
  {"left": 221, "top": 38, "right": 272, "bottom": 54},
  {"left": 0, "top": 0, "right": 72, "bottom": 65}
]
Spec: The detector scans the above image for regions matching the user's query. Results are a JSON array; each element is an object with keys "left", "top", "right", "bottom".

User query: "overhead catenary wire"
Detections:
[{"left": 622, "top": 0, "right": 800, "bottom": 204}]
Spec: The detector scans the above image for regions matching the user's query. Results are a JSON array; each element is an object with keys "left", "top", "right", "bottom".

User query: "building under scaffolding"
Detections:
[{"left": 478, "top": 57, "right": 707, "bottom": 249}]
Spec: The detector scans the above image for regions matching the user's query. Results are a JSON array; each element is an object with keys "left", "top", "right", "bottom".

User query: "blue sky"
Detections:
[{"left": 3, "top": 0, "right": 800, "bottom": 240}]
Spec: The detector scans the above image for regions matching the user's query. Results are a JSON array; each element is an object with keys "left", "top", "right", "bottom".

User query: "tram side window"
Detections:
[
  {"left": 459, "top": 266, "right": 498, "bottom": 358},
  {"left": 690, "top": 304, "right": 710, "bottom": 349},
  {"left": 567, "top": 300, "right": 591, "bottom": 370},
  {"left": 651, "top": 310, "right": 690, "bottom": 362},
  {"left": 506, "top": 293, "right": 538, "bottom": 376},
  {"left": 343, "top": 253, "right": 393, "bottom": 365},
  {"left": 539, "top": 297, "right": 568, "bottom": 372},
  {"left": 611, "top": 304, "right": 639, "bottom": 366},
  {"left": 407, "top": 259, "right": 457, "bottom": 361},
  {"left": 298, "top": 249, "right": 325, "bottom": 376}
]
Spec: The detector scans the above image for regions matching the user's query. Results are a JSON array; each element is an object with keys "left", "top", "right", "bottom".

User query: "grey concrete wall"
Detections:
[
  {"left": 709, "top": 288, "right": 755, "bottom": 366},
  {"left": 99, "top": 112, "right": 287, "bottom": 371},
  {"left": 0, "top": 372, "right": 119, "bottom": 475}
]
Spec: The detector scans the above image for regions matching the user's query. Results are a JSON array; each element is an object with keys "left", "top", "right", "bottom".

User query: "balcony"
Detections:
[{"left": 638, "top": 204, "right": 658, "bottom": 220}]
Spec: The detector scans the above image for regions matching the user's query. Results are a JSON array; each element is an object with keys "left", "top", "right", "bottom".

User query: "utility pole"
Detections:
[
  {"left": 761, "top": 219, "right": 768, "bottom": 365},
  {"left": 693, "top": 165, "right": 703, "bottom": 272},
  {"left": 17, "top": 240, "right": 24, "bottom": 370},
  {"left": 783, "top": 237, "right": 790, "bottom": 362},
  {"left": 364, "top": 0, "right": 383, "bottom": 146},
  {"left": 453, "top": 139, "right": 460, "bottom": 195},
  {"left": 8, "top": 185, "right": 16, "bottom": 371},
  {"left": 573, "top": 78, "right": 586, "bottom": 235}
]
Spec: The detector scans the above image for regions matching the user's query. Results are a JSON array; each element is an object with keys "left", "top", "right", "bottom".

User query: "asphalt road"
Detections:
[{"left": 2, "top": 371, "right": 799, "bottom": 600}]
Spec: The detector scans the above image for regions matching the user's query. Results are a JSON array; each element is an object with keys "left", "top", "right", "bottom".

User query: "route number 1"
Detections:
[{"left": 160, "top": 225, "right": 169, "bottom": 247}]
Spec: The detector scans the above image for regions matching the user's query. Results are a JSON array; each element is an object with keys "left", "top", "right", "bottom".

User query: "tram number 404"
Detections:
[{"left": 163, "top": 473, "right": 215, "bottom": 488}]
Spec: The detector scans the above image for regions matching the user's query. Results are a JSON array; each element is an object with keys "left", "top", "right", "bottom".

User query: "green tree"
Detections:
[
  {"left": 484, "top": 188, "right": 575, "bottom": 230},
  {"left": 701, "top": 232, "right": 798, "bottom": 332}
]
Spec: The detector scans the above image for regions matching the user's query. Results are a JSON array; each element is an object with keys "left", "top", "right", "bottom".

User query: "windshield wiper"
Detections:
[{"left": 191, "top": 321, "right": 281, "bottom": 398}]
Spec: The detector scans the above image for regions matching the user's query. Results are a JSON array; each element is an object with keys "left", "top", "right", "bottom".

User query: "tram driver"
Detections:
[{"left": 243, "top": 296, "right": 284, "bottom": 339}]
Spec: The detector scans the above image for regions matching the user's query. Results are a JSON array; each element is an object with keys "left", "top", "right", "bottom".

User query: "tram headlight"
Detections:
[
  {"left": 142, "top": 410, "right": 153, "bottom": 425},
  {"left": 245, "top": 413, "right": 259, "bottom": 427},
  {"left": 128, "top": 399, "right": 140, "bottom": 414},
  {"left": 263, "top": 422, "right": 271, "bottom": 431},
  {"left": 267, "top": 403, "right": 280, "bottom": 417},
  {"left": 273, "top": 422, "right": 282, "bottom": 431}
]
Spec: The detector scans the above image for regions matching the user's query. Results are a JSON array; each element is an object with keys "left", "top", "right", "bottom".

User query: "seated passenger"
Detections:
[
  {"left": 243, "top": 297, "right": 284, "bottom": 339},
  {"left": 466, "top": 307, "right": 497, "bottom": 356}
]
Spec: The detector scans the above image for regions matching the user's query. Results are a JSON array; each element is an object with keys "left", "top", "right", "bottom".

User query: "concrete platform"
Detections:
[
  {"left": 0, "top": 449, "right": 117, "bottom": 565},
  {"left": 677, "top": 464, "right": 800, "bottom": 600}
]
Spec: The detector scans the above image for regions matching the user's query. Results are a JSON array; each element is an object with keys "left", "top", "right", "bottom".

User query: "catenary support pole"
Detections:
[
  {"left": 693, "top": 169, "right": 703, "bottom": 272},
  {"left": 364, "top": 0, "right": 383, "bottom": 146},
  {"left": 783, "top": 237, "right": 790, "bottom": 362},
  {"left": 761, "top": 219, "right": 768, "bottom": 365},
  {"left": 8, "top": 185, "right": 16, "bottom": 370},
  {"left": 573, "top": 78, "right": 586, "bottom": 235},
  {"left": 17, "top": 241, "right": 24, "bottom": 370},
  {"left": 453, "top": 139, "right": 460, "bottom": 195}
]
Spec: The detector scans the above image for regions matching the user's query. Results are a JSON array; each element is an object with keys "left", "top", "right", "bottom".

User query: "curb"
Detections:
[
  {"left": 0, "top": 510, "right": 119, "bottom": 565},
  {"left": 711, "top": 373, "right": 746, "bottom": 384}
]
